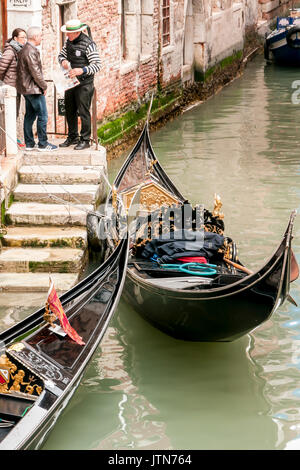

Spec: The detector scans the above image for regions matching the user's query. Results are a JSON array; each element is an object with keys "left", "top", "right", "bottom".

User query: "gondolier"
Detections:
[{"left": 58, "top": 19, "right": 101, "bottom": 150}]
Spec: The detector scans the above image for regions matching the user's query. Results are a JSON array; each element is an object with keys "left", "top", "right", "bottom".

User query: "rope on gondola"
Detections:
[{"left": 160, "top": 262, "right": 218, "bottom": 276}]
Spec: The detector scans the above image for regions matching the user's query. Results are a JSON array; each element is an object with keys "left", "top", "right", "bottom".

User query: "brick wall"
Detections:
[
  {"left": 41, "top": 0, "right": 163, "bottom": 127},
  {"left": 38, "top": 0, "right": 260, "bottom": 131}
]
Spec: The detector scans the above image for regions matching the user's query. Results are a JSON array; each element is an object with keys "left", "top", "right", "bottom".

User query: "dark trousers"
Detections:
[
  {"left": 24, "top": 94, "right": 48, "bottom": 147},
  {"left": 64, "top": 82, "right": 94, "bottom": 142}
]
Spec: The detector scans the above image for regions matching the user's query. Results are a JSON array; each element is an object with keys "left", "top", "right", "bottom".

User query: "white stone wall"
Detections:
[
  {"left": 208, "top": 2, "right": 245, "bottom": 67},
  {"left": 180, "top": 1, "right": 247, "bottom": 79},
  {"left": 244, "top": 0, "right": 259, "bottom": 26},
  {"left": 0, "top": 85, "right": 17, "bottom": 156},
  {"left": 7, "top": 0, "right": 43, "bottom": 38}
]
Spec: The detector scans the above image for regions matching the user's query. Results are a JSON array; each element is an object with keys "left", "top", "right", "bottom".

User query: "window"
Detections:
[
  {"left": 141, "top": 0, "right": 153, "bottom": 57},
  {"left": 121, "top": 0, "right": 128, "bottom": 59},
  {"left": 120, "top": 0, "right": 153, "bottom": 68},
  {"left": 162, "top": 0, "right": 170, "bottom": 47},
  {"left": 120, "top": 0, "right": 137, "bottom": 62}
]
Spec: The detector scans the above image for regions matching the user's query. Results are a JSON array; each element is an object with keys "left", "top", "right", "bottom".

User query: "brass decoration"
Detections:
[
  {"left": 122, "top": 181, "right": 180, "bottom": 212},
  {"left": 212, "top": 194, "right": 224, "bottom": 219},
  {"left": 132, "top": 200, "right": 229, "bottom": 257},
  {"left": 0, "top": 354, "right": 43, "bottom": 396},
  {"left": 0, "top": 365, "right": 10, "bottom": 393},
  {"left": 112, "top": 185, "right": 118, "bottom": 211},
  {"left": 145, "top": 159, "right": 158, "bottom": 177},
  {"left": 223, "top": 239, "right": 232, "bottom": 260},
  {"left": 204, "top": 224, "right": 224, "bottom": 235},
  {"left": 44, "top": 301, "right": 56, "bottom": 328}
]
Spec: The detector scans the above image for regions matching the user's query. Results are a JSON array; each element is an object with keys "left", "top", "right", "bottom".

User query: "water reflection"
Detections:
[
  {"left": 102, "top": 55, "right": 300, "bottom": 450},
  {"left": 249, "top": 301, "right": 300, "bottom": 449},
  {"left": 29, "top": 55, "right": 300, "bottom": 449},
  {"left": 43, "top": 299, "right": 278, "bottom": 450},
  {"left": 94, "top": 325, "right": 172, "bottom": 450}
]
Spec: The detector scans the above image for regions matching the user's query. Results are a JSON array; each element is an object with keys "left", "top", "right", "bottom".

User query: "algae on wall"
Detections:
[{"left": 97, "top": 91, "right": 181, "bottom": 146}]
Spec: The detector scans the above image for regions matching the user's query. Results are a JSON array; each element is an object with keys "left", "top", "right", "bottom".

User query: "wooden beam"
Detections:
[{"left": 1, "top": 0, "right": 7, "bottom": 48}]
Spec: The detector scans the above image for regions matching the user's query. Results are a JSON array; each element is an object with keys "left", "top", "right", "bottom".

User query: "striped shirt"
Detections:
[{"left": 58, "top": 41, "right": 101, "bottom": 75}]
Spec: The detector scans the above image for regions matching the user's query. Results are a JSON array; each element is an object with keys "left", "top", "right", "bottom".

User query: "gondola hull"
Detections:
[
  {"left": 123, "top": 231, "right": 292, "bottom": 342},
  {"left": 108, "top": 122, "right": 298, "bottom": 343},
  {"left": 264, "top": 13, "right": 300, "bottom": 66},
  {"left": 0, "top": 235, "right": 129, "bottom": 450},
  {"left": 123, "top": 282, "right": 275, "bottom": 342}
]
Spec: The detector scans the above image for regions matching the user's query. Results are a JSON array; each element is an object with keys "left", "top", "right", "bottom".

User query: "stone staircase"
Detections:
[{"left": 0, "top": 143, "right": 107, "bottom": 310}]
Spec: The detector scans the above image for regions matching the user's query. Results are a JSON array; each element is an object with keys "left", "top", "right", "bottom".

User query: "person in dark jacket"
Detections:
[
  {"left": 0, "top": 28, "right": 27, "bottom": 115},
  {"left": 58, "top": 19, "right": 101, "bottom": 150},
  {"left": 17, "top": 26, "right": 57, "bottom": 152}
]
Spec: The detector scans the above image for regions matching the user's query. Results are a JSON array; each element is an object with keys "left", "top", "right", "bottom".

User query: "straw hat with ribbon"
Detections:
[{"left": 61, "top": 19, "right": 87, "bottom": 33}]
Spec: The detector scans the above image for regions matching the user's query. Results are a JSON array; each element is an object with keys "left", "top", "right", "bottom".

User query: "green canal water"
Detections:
[{"left": 40, "top": 54, "right": 300, "bottom": 449}]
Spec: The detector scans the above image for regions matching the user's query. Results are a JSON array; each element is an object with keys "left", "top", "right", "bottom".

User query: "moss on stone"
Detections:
[
  {"left": 2, "top": 194, "right": 14, "bottom": 225},
  {"left": 195, "top": 50, "right": 243, "bottom": 82},
  {"left": 28, "top": 260, "right": 74, "bottom": 273},
  {"left": 97, "top": 91, "right": 181, "bottom": 146}
]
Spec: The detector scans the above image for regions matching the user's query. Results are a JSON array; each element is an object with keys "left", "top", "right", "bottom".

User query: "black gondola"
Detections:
[
  {"left": 105, "top": 123, "right": 298, "bottom": 343},
  {"left": 0, "top": 231, "right": 129, "bottom": 449}
]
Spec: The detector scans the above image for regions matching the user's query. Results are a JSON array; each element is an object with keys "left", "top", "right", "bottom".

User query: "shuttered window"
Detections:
[{"left": 162, "top": 0, "right": 170, "bottom": 47}]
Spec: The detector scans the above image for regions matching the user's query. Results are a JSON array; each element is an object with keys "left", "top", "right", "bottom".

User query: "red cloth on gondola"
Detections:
[
  {"left": 47, "top": 277, "right": 85, "bottom": 345},
  {"left": 177, "top": 256, "right": 208, "bottom": 264}
]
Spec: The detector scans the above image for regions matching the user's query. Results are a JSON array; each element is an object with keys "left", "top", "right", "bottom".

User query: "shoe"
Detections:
[
  {"left": 59, "top": 137, "right": 80, "bottom": 148},
  {"left": 25, "top": 145, "right": 36, "bottom": 151},
  {"left": 38, "top": 143, "right": 58, "bottom": 152},
  {"left": 74, "top": 141, "right": 90, "bottom": 150}
]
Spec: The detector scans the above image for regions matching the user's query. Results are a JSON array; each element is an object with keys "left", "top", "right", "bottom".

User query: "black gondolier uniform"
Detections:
[{"left": 58, "top": 33, "right": 101, "bottom": 143}]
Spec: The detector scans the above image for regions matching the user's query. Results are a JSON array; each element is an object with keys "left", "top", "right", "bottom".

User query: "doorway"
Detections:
[
  {"left": 182, "top": 0, "right": 193, "bottom": 83},
  {"left": 0, "top": 0, "right": 7, "bottom": 49}
]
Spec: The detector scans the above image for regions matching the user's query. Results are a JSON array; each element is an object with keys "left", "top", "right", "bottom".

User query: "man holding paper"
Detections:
[{"left": 58, "top": 19, "right": 101, "bottom": 150}]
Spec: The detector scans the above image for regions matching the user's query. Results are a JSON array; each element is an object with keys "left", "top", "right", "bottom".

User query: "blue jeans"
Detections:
[{"left": 24, "top": 94, "right": 48, "bottom": 148}]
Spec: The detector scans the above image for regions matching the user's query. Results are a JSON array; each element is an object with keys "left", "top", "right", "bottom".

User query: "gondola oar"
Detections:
[{"left": 223, "top": 258, "right": 253, "bottom": 275}]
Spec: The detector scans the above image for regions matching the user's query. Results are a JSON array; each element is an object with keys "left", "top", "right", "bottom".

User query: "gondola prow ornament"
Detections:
[{"left": 44, "top": 277, "right": 85, "bottom": 345}]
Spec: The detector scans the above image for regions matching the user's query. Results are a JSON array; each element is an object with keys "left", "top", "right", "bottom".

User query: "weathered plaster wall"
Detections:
[
  {"left": 208, "top": 2, "right": 245, "bottom": 67},
  {"left": 258, "top": 0, "right": 295, "bottom": 21},
  {"left": 245, "top": 0, "right": 259, "bottom": 26}
]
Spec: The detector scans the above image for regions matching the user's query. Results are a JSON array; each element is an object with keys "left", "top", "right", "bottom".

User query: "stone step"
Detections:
[
  {"left": 14, "top": 183, "right": 102, "bottom": 205},
  {"left": 0, "top": 292, "right": 47, "bottom": 325},
  {"left": 18, "top": 165, "right": 104, "bottom": 185},
  {"left": 22, "top": 146, "right": 106, "bottom": 167},
  {"left": 0, "top": 272, "right": 79, "bottom": 292},
  {"left": 0, "top": 247, "right": 87, "bottom": 273},
  {"left": 6, "top": 202, "right": 93, "bottom": 226},
  {"left": 2, "top": 226, "right": 87, "bottom": 249}
]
